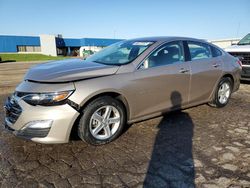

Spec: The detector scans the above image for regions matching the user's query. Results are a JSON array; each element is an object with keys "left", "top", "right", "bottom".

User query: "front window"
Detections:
[
  {"left": 238, "top": 33, "right": 250, "bottom": 45},
  {"left": 140, "top": 41, "right": 184, "bottom": 69},
  {"left": 86, "top": 40, "right": 154, "bottom": 65}
]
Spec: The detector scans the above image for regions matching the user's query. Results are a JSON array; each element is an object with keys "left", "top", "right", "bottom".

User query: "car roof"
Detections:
[{"left": 129, "top": 36, "right": 207, "bottom": 43}]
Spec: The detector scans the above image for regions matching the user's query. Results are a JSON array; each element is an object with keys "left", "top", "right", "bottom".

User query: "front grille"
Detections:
[
  {"left": 4, "top": 96, "right": 22, "bottom": 124},
  {"left": 229, "top": 52, "right": 250, "bottom": 65}
]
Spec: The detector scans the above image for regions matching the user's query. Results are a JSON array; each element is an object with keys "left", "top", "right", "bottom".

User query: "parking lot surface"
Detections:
[{"left": 0, "top": 62, "right": 250, "bottom": 188}]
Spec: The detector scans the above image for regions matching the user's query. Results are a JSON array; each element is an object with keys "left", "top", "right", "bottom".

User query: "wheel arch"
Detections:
[
  {"left": 221, "top": 73, "right": 234, "bottom": 87},
  {"left": 208, "top": 73, "right": 235, "bottom": 103},
  {"left": 69, "top": 91, "right": 130, "bottom": 140},
  {"left": 80, "top": 91, "right": 130, "bottom": 120}
]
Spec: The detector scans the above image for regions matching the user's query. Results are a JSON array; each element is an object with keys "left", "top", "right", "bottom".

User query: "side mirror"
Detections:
[{"left": 138, "top": 59, "right": 149, "bottom": 70}]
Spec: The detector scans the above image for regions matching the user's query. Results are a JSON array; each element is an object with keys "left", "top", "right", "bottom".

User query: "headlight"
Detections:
[{"left": 20, "top": 90, "right": 74, "bottom": 106}]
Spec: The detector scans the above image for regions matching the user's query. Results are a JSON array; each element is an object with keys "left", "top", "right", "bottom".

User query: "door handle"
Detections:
[
  {"left": 212, "top": 63, "right": 220, "bottom": 68},
  {"left": 179, "top": 68, "right": 189, "bottom": 73}
]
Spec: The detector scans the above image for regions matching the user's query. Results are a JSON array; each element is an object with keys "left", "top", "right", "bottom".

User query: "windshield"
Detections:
[
  {"left": 238, "top": 33, "right": 250, "bottom": 45},
  {"left": 86, "top": 40, "right": 154, "bottom": 65}
]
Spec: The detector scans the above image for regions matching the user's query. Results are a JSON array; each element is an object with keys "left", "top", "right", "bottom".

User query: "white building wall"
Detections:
[
  {"left": 209, "top": 38, "right": 240, "bottom": 49},
  {"left": 39, "top": 34, "right": 57, "bottom": 56}
]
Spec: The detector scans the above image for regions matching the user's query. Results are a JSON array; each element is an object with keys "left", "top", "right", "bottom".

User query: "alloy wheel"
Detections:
[
  {"left": 89, "top": 105, "right": 121, "bottom": 140},
  {"left": 218, "top": 82, "right": 231, "bottom": 104}
]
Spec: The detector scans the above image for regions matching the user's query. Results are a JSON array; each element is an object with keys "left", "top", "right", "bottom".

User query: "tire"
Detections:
[
  {"left": 78, "top": 96, "right": 126, "bottom": 145},
  {"left": 209, "top": 77, "right": 233, "bottom": 108}
]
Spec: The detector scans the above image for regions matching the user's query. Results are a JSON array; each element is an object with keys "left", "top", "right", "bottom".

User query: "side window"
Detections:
[
  {"left": 140, "top": 41, "right": 184, "bottom": 69},
  {"left": 210, "top": 45, "right": 222, "bottom": 57},
  {"left": 188, "top": 41, "right": 212, "bottom": 60}
]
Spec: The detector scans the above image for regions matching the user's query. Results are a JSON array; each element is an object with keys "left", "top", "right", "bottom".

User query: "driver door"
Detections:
[{"left": 130, "top": 41, "right": 191, "bottom": 119}]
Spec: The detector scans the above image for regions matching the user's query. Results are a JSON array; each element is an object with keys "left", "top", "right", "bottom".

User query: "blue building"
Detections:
[{"left": 0, "top": 34, "right": 122, "bottom": 56}]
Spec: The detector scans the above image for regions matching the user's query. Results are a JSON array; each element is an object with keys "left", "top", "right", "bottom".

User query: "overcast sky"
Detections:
[{"left": 0, "top": 0, "right": 249, "bottom": 40}]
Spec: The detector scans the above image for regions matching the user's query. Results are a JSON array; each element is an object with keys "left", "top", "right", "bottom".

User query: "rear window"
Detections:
[
  {"left": 187, "top": 41, "right": 212, "bottom": 60},
  {"left": 210, "top": 45, "right": 222, "bottom": 57}
]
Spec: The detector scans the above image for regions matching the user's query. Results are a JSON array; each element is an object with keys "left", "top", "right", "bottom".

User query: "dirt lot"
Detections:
[{"left": 0, "top": 62, "right": 249, "bottom": 188}]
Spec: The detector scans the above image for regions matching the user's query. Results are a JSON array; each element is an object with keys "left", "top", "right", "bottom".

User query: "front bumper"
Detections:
[{"left": 4, "top": 96, "right": 79, "bottom": 144}]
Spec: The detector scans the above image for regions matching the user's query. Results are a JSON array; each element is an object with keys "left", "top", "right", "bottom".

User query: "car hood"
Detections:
[
  {"left": 24, "top": 59, "right": 120, "bottom": 83},
  {"left": 225, "top": 44, "right": 250, "bottom": 52}
]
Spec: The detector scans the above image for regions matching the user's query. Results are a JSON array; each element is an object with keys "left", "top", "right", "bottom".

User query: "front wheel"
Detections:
[
  {"left": 77, "top": 96, "right": 126, "bottom": 145},
  {"left": 209, "top": 77, "right": 233, "bottom": 108}
]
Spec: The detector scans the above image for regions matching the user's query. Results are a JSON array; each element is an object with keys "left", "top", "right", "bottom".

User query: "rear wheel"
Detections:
[
  {"left": 209, "top": 77, "right": 232, "bottom": 108},
  {"left": 78, "top": 96, "right": 126, "bottom": 145}
]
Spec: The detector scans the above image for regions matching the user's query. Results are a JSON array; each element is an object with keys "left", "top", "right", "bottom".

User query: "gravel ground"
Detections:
[{"left": 0, "top": 62, "right": 249, "bottom": 188}]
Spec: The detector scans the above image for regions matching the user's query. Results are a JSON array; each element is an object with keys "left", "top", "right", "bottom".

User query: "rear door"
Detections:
[
  {"left": 130, "top": 41, "right": 191, "bottom": 119},
  {"left": 186, "top": 41, "right": 223, "bottom": 105}
]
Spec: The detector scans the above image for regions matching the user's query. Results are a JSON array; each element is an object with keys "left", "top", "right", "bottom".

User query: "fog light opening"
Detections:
[{"left": 22, "top": 120, "right": 53, "bottom": 130}]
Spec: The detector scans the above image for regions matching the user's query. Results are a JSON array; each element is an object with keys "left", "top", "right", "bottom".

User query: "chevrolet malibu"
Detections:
[{"left": 4, "top": 37, "right": 242, "bottom": 145}]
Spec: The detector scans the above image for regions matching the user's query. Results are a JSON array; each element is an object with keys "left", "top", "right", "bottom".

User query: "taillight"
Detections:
[{"left": 237, "top": 59, "right": 242, "bottom": 67}]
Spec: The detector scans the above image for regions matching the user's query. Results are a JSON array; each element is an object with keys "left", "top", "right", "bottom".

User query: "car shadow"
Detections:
[{"left": 143, "top": 91, "right": 195, "bottom": 188}]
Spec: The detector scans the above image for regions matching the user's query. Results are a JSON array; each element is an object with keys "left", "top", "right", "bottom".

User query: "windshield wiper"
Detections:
[
  {"left": 93, "top": 60, "right": 107, "bottom": 65},
  {"left": 93, "top": 61, "right": 121, "bottom": 66}
]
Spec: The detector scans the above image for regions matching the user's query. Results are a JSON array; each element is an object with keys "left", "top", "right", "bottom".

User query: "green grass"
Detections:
[{"left": 0, "top": 53, "right": 67, "bottom": 62}]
